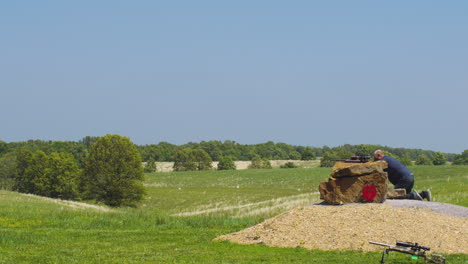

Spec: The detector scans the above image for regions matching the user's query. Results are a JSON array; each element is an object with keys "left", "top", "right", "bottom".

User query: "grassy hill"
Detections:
[{"left": 0, "top": 165, "right": 466, "bottom": 263}]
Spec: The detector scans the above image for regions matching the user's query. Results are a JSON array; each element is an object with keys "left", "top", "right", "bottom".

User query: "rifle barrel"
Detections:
[{"left": 369, "top": 241, "right": 393, "bottom": 248}]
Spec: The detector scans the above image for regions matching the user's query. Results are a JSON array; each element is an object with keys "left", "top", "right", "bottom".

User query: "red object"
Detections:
[{"left": 362, "top": 184, "right": 377, "bottom": 201}]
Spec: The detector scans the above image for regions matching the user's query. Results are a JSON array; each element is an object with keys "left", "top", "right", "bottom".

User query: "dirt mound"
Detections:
[{"left": 215, "top": 201, "right": 467, "bottom": 254}]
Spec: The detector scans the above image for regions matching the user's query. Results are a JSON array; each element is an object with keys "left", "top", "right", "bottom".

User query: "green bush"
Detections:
[
  {"left": 144, "top": 158, "right": 157, "bottom": 173},
  {"left": 217, "top": 156, "right": 236, "bottom": 170},
  {"left": 192, "top": 149, "right": 213, "bottom": 170},
  {"left": 248, "top": 156, "right": 272, "bottom": 169},
  {"left": 280, "top": 162, "right": 298, "bottom": 168},
  {"left": 432, "top": 152, "right": 447, "bottom": 165}
]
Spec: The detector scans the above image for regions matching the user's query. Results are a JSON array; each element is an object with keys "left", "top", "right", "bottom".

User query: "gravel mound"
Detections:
[{"left": 215, "top": 201, "right": 467, "bottom": 254}]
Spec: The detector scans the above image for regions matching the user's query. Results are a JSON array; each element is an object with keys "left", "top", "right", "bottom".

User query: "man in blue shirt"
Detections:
[{"left": 374, "top": 149, "right": 431, "bottom": 201}]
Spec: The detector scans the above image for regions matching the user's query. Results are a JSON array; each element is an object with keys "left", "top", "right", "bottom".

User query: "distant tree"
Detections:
[
  {"left": 280, "top": 162, "right": 298, "bottom": 168},
  {"left": 217, "top": 156, "right": 236, "bottom": 170},
  {"left": 82, "top": 135, "right": 145, "bottom": 207},
  {"left": 453, "top": 150, "right": 468, "bottom": 165},
  {"left": 432, "top": 152, "right": 446, "bottom": 166},
  {"left": 248, "top": 156, "right": 272, "bottom": 169},
  {"left": 415, "top": 154, "right": 432, "bottom": 165},
  {"left": 301, "top": 147, "right": 316, "bottom": 160}
]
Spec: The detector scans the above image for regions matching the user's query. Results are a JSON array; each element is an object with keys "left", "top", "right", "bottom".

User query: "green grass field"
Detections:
[{"left": 0, "top": 166, "right": 466, "bottom": 263}]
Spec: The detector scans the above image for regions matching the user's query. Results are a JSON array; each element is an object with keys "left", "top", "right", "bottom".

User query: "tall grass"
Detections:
[{"left": 0, "top": 166, "right": 466, "bottom": 263}]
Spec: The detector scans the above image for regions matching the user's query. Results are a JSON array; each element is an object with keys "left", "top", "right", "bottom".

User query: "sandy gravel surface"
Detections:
[{"left": 215, "top": 201, "right": 467, "bottom": 254}]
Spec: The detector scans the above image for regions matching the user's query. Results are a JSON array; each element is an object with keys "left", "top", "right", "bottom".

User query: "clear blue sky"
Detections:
[{"left": 1, "top": 1, "right": 467, "bottom": 153}]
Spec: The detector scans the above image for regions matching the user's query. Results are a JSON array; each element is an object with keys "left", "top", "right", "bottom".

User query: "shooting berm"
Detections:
[{"left": 216, "top": 157, "right": 468, "bottom": 261}]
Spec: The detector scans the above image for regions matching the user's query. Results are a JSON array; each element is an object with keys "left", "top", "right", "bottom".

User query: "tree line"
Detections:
[
  {"left": 1, "top": 138, "right": 466, "bottom": 166},
  {"left": 137, "top": 141, "right": 462, "bottom": 163},
  {"left": 1, "top": 137, "right": 468, "bottom": 204}
]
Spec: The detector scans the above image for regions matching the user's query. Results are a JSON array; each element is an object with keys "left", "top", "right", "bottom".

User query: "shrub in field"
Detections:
[
  {"left": 14, "top": 150, "right": 81, "bottom": 200},
  {"left": 248, "top": 156, "right": 272, "bottom": 169},
  {"left": 82, "top": 134, "right": 145, "bottom": 207},
  {"left": 217, "top": 156, "right": 236, "bottom": 170},
  {"left": 280, "top": 162, "right": 298, "bottom": 168},
  {"left": 415, "top": 154, "right": 432, "bottom": 165},
  {"left": 432, "top": 152, "right": 447, "bottom": 165},
  {"left": 192, "top": 149, "right": 213, "bottom": 170},
  {"left": 452, "top": 149, "right": 468, "bottom": 165},
  {"left": 144, "top": 158, "right": 157, "bottom": 173}
]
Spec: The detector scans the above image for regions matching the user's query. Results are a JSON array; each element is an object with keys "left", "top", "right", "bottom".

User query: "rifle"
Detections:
[
  {"left": 329, "top": 155, "right": 371, "bottom": 163},
  {"left": 369, "top": 241, "right": 445, "bottom": 264}
]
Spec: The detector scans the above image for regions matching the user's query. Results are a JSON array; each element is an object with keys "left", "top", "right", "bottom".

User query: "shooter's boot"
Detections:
[
  {"left": 409, "top": 190, "right": 423, "bottom": 200},
  {"left": 420, "top": 190, "right": 432, "bottom": 201}
]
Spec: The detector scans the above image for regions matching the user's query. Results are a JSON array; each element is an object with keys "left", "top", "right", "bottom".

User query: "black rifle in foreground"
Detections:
[
  {"left": 369, "top": 241, "right": 445, "bottom": 264},
  {"left": 329, "top": 155, "right": 371, "bottom": 163}
]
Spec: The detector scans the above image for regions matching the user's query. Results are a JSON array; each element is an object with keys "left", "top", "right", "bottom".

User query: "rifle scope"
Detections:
[{"left": 396, "top": 241, "right": 430, "bottom": 251}]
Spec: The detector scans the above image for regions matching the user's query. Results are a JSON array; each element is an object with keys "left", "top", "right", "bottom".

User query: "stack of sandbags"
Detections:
[{"left": 319, "top": 161, "right": 388, "bottom": 205}]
